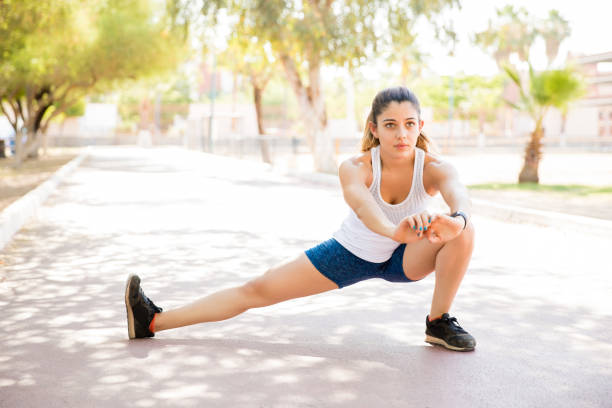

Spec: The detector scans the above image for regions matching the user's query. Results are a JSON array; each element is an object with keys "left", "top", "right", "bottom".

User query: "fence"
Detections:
[{"left": 44, "top": 127, "right": 612, "bottom": 161}]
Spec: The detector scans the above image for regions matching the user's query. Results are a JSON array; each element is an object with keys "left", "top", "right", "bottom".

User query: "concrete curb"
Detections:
[
  {"left": 0, "top": 148, "right": 90, "bottom": 251},
  {"left": 282, "top": 168, "right": 612, "bottom": 235}
]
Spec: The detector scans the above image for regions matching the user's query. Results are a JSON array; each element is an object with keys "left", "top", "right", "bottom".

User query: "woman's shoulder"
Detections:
[
  {"left": 340, "top": 151, "right": 372, "bottom": 170},
  {"left": 422, "top": 151, "right": 459, "bottom": 189},
  {"left": 338, "top": 151, "right": 374, "bottom": 186},
  {"left": 423, "top": 151, "right": 452, "bottom": 172}
]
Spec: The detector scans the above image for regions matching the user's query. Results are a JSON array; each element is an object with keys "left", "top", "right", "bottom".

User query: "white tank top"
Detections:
[{"left": 332, "top": 146, "right": 433, "bottom": 262}]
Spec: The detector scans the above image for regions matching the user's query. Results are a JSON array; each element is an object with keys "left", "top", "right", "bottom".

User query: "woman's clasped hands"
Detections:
[{"left": 391, "top": 211, "right": 464, "bottom": 244}]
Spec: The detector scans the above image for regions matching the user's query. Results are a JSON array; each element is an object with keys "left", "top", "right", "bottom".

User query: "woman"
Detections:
[{"left": 125, "top": 86, "right": 476, "bottom": 352}]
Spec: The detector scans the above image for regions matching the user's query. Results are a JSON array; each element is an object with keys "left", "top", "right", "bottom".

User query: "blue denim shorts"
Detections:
[{"left": 305, "top": 238, "right": 415, "bottom": 289}]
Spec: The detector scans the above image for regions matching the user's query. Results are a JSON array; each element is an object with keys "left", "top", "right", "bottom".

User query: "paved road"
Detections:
[{"left": 1, "top": 146, "right": 611, "bottom": 407}]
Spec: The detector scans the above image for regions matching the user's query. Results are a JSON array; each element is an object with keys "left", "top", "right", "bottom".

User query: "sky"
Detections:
[{"left": 419, "top": 0, "right": 612, "bottom": 76}]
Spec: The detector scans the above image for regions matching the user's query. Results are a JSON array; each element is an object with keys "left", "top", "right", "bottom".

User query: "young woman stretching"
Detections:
[{"left": 125, "top": 86, "right": 477, "bottom": 351}]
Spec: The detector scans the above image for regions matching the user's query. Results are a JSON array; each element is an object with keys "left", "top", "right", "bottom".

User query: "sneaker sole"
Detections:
[
  {"left": 125, "top": 274, "right": 138, "bottom": 340},
  {"left": 425, "top": 335, "right": 475, "bottom": 352}
]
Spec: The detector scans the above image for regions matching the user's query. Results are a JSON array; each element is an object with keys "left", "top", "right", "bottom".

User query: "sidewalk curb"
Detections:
[
  {"left": 0, "top": 148, "right": 90, "bottom": 251},
  {"left": 282, "top": 168, "right": 612, "bottom": 235}
]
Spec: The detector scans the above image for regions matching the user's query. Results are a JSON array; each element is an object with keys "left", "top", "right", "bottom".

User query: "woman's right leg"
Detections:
[{"left": 154, "top": 253, "right": 338, "bottom": 332}]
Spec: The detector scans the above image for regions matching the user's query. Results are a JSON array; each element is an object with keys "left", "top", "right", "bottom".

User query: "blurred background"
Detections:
[{"left": 1, "top": 0, "right": 611, "bottom": 183}]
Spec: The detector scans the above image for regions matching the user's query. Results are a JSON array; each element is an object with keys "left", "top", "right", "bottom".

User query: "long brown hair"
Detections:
[{"left": 361, "top": 86, "right": 432, "bottom": 152}]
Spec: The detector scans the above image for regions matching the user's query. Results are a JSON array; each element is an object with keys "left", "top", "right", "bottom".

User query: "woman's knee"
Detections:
[
  {"left": 456, "top": 221, "right": 475, "bottom": 248},
  {"left": 239, "top": 270, "right": 278, "bottom": 308}
]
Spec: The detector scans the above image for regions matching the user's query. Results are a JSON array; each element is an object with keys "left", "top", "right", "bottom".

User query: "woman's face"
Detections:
[{"left": 369, "top": 101, "right": 423, "bottom": 157}]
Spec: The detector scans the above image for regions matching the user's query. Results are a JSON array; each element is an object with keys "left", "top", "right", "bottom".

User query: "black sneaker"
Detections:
[
  {"left": 125, "top": 274, "right": 162, "bottom": 339},
  {"left": 425, "top": 313, "right": 476, "bottom": 351}
]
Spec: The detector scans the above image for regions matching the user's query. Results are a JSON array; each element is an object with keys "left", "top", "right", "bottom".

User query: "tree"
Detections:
[
  {"left": 540, "top": 10, "right": 571, "bottom": 67},
  {"left": 0, "top": 0, "right": 187, "bottom": 165},
  {"left": 199, "top": 0, "right": 458, "bottom": 173},
  {"left": 51, "top": 98, "right": 86, "bottom": 154},
  {"left": 417, "top": 75, "right": 503, "bottom": 119},
  {"left": 457, "top": 75, "right": 504, "bottom": 142},
  {"left": 385, "top": 4, "right": 425, "bottom": 86},
  {"left": 474, "top": 7, "right": 582, "bottom": 183},
  {"left": 473, "top": 6, "right": 535, "bottom": 69},
  {"left": 504, "top": 65, "right": 584, "bottom": 183},
  {"left": 218, "top": 15, "right": 280, "bottom": 164}
]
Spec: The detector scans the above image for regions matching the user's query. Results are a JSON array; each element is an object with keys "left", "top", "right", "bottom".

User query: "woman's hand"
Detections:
[
  {"left": 424, "top": 214, "right": 464, "bottom": 244},
  {"left": 391, "top": 212, "right": 465, "bottom": 244},
  {"left": 391, "top": 212, "right": 432, "bottom": 244}
]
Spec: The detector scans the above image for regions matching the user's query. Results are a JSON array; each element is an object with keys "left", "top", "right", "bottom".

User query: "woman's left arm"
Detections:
[
  {"left": 424, "top": 161, "right": 472, "bottom": 241},
  {"left": 433, "top": 161, "right": 472, "bottom": 221}
]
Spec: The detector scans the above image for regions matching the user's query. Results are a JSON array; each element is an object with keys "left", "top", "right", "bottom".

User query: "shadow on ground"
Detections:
[{"left": 1, "top": 147, "right": 610, "bottom": 408}]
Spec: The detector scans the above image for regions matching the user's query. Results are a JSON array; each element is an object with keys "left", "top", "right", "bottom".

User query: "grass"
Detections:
[{"left": 468, "top": 183, "right": 612, "bottom": 196}]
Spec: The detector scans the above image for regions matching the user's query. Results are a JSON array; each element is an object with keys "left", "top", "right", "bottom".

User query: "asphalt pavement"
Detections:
[{"left": 1, "top": 146, "right": 611, "bottom": 407}]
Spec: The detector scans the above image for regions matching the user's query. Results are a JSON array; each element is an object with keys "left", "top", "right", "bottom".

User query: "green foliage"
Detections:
[
  {"left": 217, "top": 12, "right": 279, "bottom": 89},
  {"left": 63, "top": 99, "right": 86, "bottom": 117},
  {"left": 101, "top": 68, "right": 194, "bottom": 131},
  {"left": 415, "top": 74, "right": 504, "bottom": 122},
  {"left": 202, "top": 0, "right": 457, "bottom": 81},
  {"left": 474, "top": 6, "right": 572, "bottom": 70},
  {"left": 473, "top": 5, "right": 571, "bottom": 69},
  {"left": 475, "top": 7, "right": 584, "bottom": 128},
  {"left": 540, "top": 10, "right": 571, "bottom": 66},
  {"left": 473, "top": 5, "right": 536, "bottom": 67},
  {"left": 502, "top": 64, "right": 531, "bottom": 112},
  {"left": 258, "top": 76, "right": 300, "bottom": 127},
  {"left": 503, "top": 63, "right": 584, "bottom": 128},
  {"left": 532, "top": 67, "right": 585, "bottom": 112},
  {"left": 0, "top": 0, "right": 188, "bottom": 160}
]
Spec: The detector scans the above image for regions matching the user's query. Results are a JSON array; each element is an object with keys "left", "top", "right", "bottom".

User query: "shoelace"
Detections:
[
  {"left": 442, "top": 316, "right": 467, "bottom": 334},
  {"left": 138, "top": 288, "right": 162, "bottom": 313}
]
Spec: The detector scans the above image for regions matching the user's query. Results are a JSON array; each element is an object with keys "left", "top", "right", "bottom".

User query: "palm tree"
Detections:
[
  {"left": 504, "top": 65, "right": 584, "bottom": 183},
  {"left": 473, "top": 6, "right": 535, "bottom": 69},
  {"left": 539, "top": 10, "right": 571, "bottom": 67}
]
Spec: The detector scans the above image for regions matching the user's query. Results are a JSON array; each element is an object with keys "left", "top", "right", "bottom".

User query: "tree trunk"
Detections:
[
  {"left": 400, "top": 56, "right": 409, "bottom": 87},
  {"left": 560, "top": 112, "right": 567, "bottom": 148},
  {"left": 27, "top": 132, "right": 40, "bottom": 159},
  {"left": 281, "top": 55, "right": 338, "bottom": 174},
  {"left": 477, "top": 110, "right": 486, "bottom": 147},
  {"left": 231, "top": 73, "right": 239, "bottom": 133},
  {"left": 311, "top": 127, "right": 336, "bottom": 173},
  {"left": 279, "top": 54, "right": 336, "bottom": 174},
  {"left": 42, "top": 131, "right": 49, "bottom": 157},
  {"left": 518, "top": 127, "right": 544, "bottom": 183},
  {"left": 253, "top": 85, "right": 272, "bottom": 164},
  {"left": 14, "top": 129, "right": 24, "bottom": 167},
  {"left": 12, "top": 130, "right": 39, "bottom": 166}
]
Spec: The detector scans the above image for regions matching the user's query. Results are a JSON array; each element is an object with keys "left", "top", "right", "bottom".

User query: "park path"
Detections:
[{"left": 1, "top": 146, "right": 611, "bottom": 407}]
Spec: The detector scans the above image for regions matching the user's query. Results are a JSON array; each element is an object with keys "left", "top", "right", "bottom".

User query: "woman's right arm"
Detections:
[{"left": 338, "top": 157, "right": 396, "bottom": 239}]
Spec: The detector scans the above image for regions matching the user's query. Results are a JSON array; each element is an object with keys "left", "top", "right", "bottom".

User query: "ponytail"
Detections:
[
  {"left": 416, "top": 130, "right": 432, "bottom": 153},
  {"left": 360, "top": 111, "right": 379, "bottom": 152}
]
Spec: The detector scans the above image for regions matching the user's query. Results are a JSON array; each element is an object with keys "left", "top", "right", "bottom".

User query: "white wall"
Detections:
[
  {"left": 565, "top": 106, "right": 599, "bottom": 137},
  {"left": 78, "top": 103, "right": 118, "bottom": 135}
]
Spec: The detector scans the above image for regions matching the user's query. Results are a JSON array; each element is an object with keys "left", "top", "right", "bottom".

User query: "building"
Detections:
[{"left": 572, "top": 51, "right": 612, "bottom": 138}]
